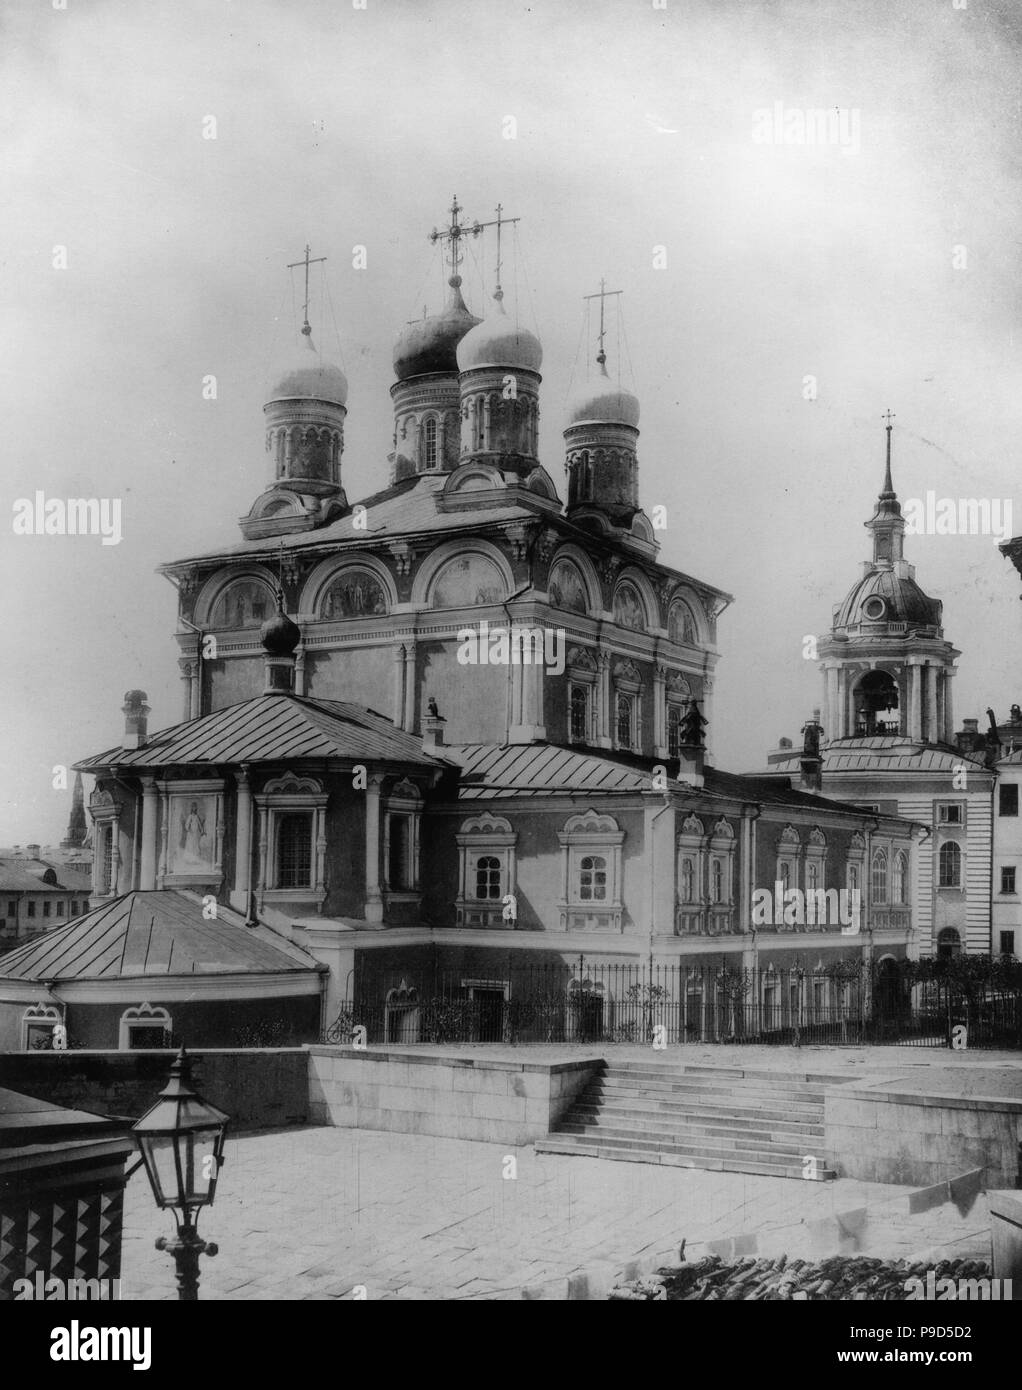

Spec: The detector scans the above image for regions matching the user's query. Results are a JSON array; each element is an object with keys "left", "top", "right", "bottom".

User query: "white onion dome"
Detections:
[
  {"left": 456, "top": 291, "right": 543, "bottom": 374},
  {"left": 393, "top": 276, "right": 481, "bottom": 382},
  {"left": 567, "top": 359, "right": 639, "bottom": 428},
  {"left": 267, "top": 332, "right": 348, "bottom": 407}
]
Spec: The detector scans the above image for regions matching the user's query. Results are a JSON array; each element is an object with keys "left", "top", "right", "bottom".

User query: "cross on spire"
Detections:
[
  {"left": 287, "top": 244, "right": 327, "bottom": 337},
  {"left": 582, "top": 278, "right": 623, "bottom": 366},
  {"left": 428, "top": 196, "right": 520, "bottom": 297},
  {"left": 881, "top": 409, "right": 896, "bottom": 495}
]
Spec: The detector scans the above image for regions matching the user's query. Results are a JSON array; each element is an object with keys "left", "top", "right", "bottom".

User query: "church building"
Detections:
[{"left": 0, "top": 202, "right": 919, "bottom": 1048}]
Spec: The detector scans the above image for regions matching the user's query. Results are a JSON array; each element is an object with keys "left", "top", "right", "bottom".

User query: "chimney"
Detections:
[
  {"left": 422, "top": 708, "right": 446, "bottom": 752},
  {"left": 122, "top": 690, "right": 150, "bottom": 749},
  {"left": 956, "top": 717, "right": 980, "bottom": 755},
  {"left": 26, "top": 843, "right": 40, "bottom": 860},
  {"left": 799, "top": 708, "right": 824, "bottom": 793}
]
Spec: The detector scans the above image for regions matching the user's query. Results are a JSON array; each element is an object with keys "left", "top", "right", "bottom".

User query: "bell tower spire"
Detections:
[{"left": 866, "top": 409, "right": 905, "bottom": 566}]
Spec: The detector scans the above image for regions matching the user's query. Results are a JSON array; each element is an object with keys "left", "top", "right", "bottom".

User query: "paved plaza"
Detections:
[{"left": 119, "top": 1120, "right": 991, "bottom": 1301}]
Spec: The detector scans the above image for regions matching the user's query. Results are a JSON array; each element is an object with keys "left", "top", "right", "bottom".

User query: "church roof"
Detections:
[
  {"left": 447, "top": 743, "right": 916, "bottom": 824},
  {"left": 0, "top": 859, "right": 92, "bottom": 893},
  {"left": 0, "top": 890, "right": 323, "bottom": 983},
  {"left": 762, "top": 736, "right": 989, "bottom": 775},
  {"left": 74, "top": 694, "right": 445, "bottom": 773},
  {"left": 833, "top": 567, "right": 941, "bottom": 631}
]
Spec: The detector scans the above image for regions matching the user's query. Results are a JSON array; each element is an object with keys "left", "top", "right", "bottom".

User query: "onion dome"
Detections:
[
  {"left": 267, "top": 332, "right": 348, "bottom": 407},
  {"left": 567, "top": 359, "right": 639, "bottom": 428},
  {"left": 393, "top": 275, "right": 481, "bottom": 381},
  {"left": 260, "top": 592, "right": 301, "bottom": 656},
  {"left": 457, "top": 290, "right": 543, "bottom": 374},
  {"left": 833, "top": 568, "right": 941, "bottom": 630}
]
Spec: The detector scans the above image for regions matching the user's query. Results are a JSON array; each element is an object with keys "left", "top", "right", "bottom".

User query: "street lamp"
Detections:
[{"left": 132, "top": 1047, "right": 229, "bottom": 1301}]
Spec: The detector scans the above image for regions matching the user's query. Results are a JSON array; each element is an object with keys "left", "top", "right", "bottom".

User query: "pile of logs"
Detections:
[{"left": 608, "top": 1254, "right": 992, "bottom": 1301}]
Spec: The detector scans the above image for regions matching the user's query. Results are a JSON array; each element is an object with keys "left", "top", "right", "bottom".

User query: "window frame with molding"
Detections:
[
  {"left": 612, "top": 659, "right": 643, "bottom": 753},
  {"left": 383, "top": 778, "right": 424, "bottom": 908},
  {"left": 558, "top": 809, "right": 624, "bottom": 932},
  {"left": 566, "top": 646, "right": 598, "bottom": 746},
  {"left": 255, "top": 773, "right": 328, "bottom": 909},
  {"left": 455, "top": 813, "right": 518, "bottom": 928}
]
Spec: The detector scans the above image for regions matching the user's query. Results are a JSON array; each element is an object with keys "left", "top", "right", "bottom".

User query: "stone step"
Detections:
[
  {"left": 534, "top": 1135, "right": 835, "bottom": 1180},
  {"left": 587, "top": 1079, "right": 823, "bottom": 1108},
  {"left": 575, "top": 1097, "right": 824, "bottom": 1130},
  {"left": 588, "top": 1084, "right": 824, "bottom": 1119},
  {"left": 565, "top": 1109, "right": 825, "bottom": 1143},
  {"left": 599, "top": 1062, "right": 848, "bottom": 1086},
  {"left": 559, "top": 1122, "right": 810, "bottom": 1158}
]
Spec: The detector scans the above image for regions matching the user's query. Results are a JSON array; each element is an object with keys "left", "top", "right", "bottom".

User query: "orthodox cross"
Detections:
[
  {"left": 469, "top": 202, "right": 520, "bottom": 299},
  {"left": 287, "top": 243, "right": 327, "bottom": 337},
  {"left": 428, "top": 195, "right": 478, "bottom": 278},
  {"left": 583, "top": 278, "right": 623, "bottom": 366}
]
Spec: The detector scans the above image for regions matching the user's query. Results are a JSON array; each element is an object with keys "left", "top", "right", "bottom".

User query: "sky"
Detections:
[{"left": 3, "top": 0, "right": 1022, "bottom": 844}]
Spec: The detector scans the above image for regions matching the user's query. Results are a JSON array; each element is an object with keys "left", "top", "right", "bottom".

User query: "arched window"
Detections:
[
  {"left": 475, "top": 855, "right": 501, "bottom": 900},
  {"left": 667, "top": 704, "right": 682, "bottom": 757},
  {"left": 681, "top": 856, "right": 696, "bottom": 903},
  {"left": 939, "top": 841, "right": 961, "bottom": 888},
  {"left": 871, "top": 849, "right": 888, "bottom": 903},
  {"left": 423, "top": 416, "right": 438, "bottom": 470},
  {"left": 616, "top": 693, "right": 634, "bottom": 748},
  {"left": 892, "top": 851, "right": 908, "bottom": 903},
  {"left": 711, "top": 859, "right": 723, "bottom": 904},
  {"left": 570, "top": 685, "right": 589, "bottom": 742},
  {"left": 579, "top": 855, "right": 608, "bottom": 902}
]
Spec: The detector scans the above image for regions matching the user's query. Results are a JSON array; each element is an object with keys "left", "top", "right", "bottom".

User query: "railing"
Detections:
[{"left": 319, "top": 958, "right": 1022, "bottom": 1050}]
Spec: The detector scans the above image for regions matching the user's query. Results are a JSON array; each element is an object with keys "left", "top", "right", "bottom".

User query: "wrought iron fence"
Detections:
[{"left": 320, "top": 956, "right": 1022, "bottom": 1050}]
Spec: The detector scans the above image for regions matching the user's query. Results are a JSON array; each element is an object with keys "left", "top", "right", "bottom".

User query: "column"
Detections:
[
  {"left": 256, "top": 805, "right": 269, "bottom": 913},
  {"left": 190, "top": 662, "right": 202, "bottom": 721},
  {"left": 908, "top": 662, "right": 921, "bottom": 740},
  {"left": 139, "top": 778, "right": 159, "bottom": 891},
  {"left": 234, "top": 766, "right": 252, "bottom": 903},
  {"left": 509, "top": 661, "right": 526, "bottom": 742},
  {"left": 943, "top": 669, "right": 956, "bottom": 743},
  {"left": 824, "top": 666, "right": 838, "bottom": 740},
  {"left": 653, "top": 665, "right": 667, "bottom": 757},
  {"left": 179, "top": 660, "right": 194, "bottom": 721},
  {"left": 295, "top": 643, "right": 307, "bottom": 697},
  {"left": 364, "top": 773, "right": 384, "bottom": 924},
  {"left": 924, "top": 663, "right": 938, "bottom": 743},
  {"left": 403, "top": 642, "right": 416, "bottom": 732},
  {"left": 702, "top": 676, "right": 714, "bottom": 762},
  {"left": 157, "top": 787, "right": 169, "bottom": 888},
  {"left": 109, "top": 817, "right": 122, "bottom": 895},
  {"left": 529, "top": 660, "right": 546, "bottom": 740},
  {"left": 597, "top": 650, "right": 612, "bottom": 748},
  {"left": 836, "top": 667, "right": 847, "bottom": 738},
  {"left": 392, "top": 644, "right": 406, "bottom": 726}
]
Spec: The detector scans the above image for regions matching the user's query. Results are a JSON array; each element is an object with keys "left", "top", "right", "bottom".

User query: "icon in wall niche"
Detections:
[{"left": 168, "top": 791, "right": 221, "bottom": 877}]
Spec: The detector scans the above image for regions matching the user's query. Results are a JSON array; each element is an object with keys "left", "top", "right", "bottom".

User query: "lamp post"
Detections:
[{"left": 132, "top": 1047, "right": 229, "bottom": 1301}]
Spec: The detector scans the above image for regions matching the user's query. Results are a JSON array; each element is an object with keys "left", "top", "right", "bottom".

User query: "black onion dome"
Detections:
[
  {"left": 260, "top": 593, "right": 301, "bottom": 655},
  {"left": 393, "top": 276, "right": 481, "bottom": 382}
]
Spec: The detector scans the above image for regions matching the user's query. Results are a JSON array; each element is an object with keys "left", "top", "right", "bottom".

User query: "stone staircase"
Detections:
[{"left": 534, "top": 1060, "right": 840, "bottom": 1180}]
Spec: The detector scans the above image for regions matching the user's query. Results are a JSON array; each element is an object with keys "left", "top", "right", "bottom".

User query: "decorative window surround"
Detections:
[
  {"left": 847, "top": 831, "right": 866, "bottom": 896},
  {"left": 119, "top": 1002, "right": 172, "bottom": 1051},
  {"left": 676, "top": 813, "right": 706, "bottom": 935},
  {"left": 612, "top": 659, "right": 643, "bottom": 753},
  {"left": 566, "top": 646, "right": 598, "bottom": 745},
  {"left": 255, "top": 773, "right": 328, "bottom": 910},
  {"left": 382, "top": 778, "right": 423, "bottom": 910},
  {"left": 89, "top": 788, "right": 121, "bottom": 898},
  {"left": 665, "top": 672, "right": 692, "bottom": 758},
  {"left": 558, "top": 809, "right": 624, "bottom": 932},
  {"left": 707, "top": 817, "right": 736, "bottom": 933},
  {"left": 775, "top": 825, "right": 803, "bottom": 905},
  {"left": 456, "top": 813, "right": 518, "bottom": 928},
  {"left": 22, "top": 1002, "right": 63, "bottom": 1051}
]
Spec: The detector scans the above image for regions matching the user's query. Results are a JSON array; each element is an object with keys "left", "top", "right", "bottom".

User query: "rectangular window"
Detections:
[
  {"left": 102, "top": 828, "right": 113, "bottom": 891},
  {"left": 999, "top": 785, "right": 1019, "bottom": 817},
  {"left": 938, "top": 803, "right": 963, "bottom": 824},
  {"left": 388, "top": 815, "right": 411, "bottom": 889},
  {"left": 42, "top": 901, "right": 51, "bottom": 918},
  {"left": 578, "top": 855, "right": 608, "bottom": 902},
  {"left": 1001, "top": 866, "right": 1017, "bottom": 895},
  {"left": 1000, "top": 931, "right": 1015, "bottom": 957},
  {"left": 70, "top": 901, "right": 79, "bottom": 916},
  {"left": 474, "top": 855, "right": 502, "bottom": 900},
  {"left": 6, "top": 901, "right": 15, "bottom": 916},
  {"left": 27, "top": 901, "right": 36, "bottom": 917},
  {"left": 276, "top": 813, "right": 313, "bottom": 889},
  {"left": 667, "top": 705, "right": 682, "bottom": 757},
  {"left": 56, "top": 901, "right": 64, "bottom": 916}
]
